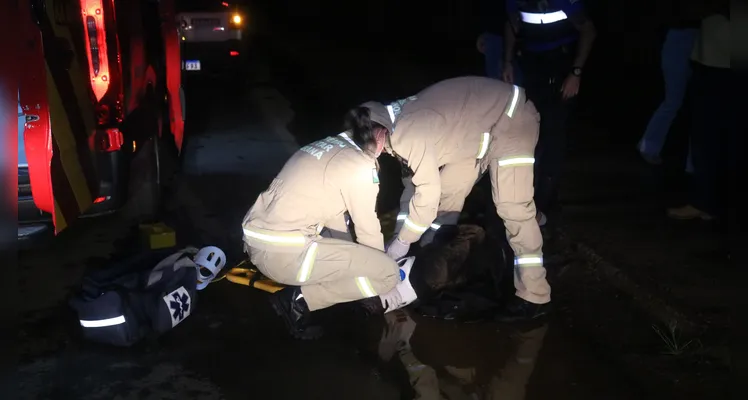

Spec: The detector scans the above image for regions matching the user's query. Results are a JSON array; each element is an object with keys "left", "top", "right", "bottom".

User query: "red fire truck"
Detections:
[{"left": 17, "top": 0, "right": 185, "bottom": 242}]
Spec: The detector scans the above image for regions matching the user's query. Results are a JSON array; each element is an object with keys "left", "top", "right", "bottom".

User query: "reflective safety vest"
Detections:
[{"left": 508, "top": 0, "right": 581, "bottom": 52}]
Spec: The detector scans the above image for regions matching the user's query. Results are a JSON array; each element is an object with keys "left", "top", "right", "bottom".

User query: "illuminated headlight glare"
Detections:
[{"left": 232, "top": 14, "right": 241, "bottom": 24}]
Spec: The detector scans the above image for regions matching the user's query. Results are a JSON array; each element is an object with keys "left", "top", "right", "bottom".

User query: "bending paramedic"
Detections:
[
  {"left": 383, "top": 76, "right": 551, "bottom": 322},
  {"left": 241, "top": 103, "right": 415, "bottom": 339}
]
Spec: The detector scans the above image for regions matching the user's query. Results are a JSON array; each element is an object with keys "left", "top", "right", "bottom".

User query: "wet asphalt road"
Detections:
[{"left": 9, "top": 38, "right": 645, "bottom": 399}]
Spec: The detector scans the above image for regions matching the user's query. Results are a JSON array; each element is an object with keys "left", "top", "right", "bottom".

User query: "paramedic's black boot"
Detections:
[
  {"left": 495, "top": 297, "right": 550, "bottom": 323},
  {"left": 269, "top": 286, "right": 323, "bottom": 340}
]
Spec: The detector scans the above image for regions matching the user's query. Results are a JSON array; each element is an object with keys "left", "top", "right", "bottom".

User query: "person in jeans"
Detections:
[
  {"left": 476, "top": 0, "right": 523, "bottom": 85},
  {"left": 667, "top": 8, "right": 730, "bottom": 221},
  {"left": 637, "top": 2, "right": 706, "bottom": 168},
  {"left": 637, "top": 29, "right": 697, "bottom": 167}
]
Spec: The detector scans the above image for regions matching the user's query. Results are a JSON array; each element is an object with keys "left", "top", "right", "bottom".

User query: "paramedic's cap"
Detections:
[{"left": 360, "top": 101, "right": 394, "bottom": 134}]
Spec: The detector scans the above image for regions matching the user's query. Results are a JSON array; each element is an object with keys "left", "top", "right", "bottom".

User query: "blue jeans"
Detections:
[
  {"left": 639, "top": 28, "right": 697, "bottom": 170},
  {"left": 483, "top": 33, "right": 523, "bottom": 86}
]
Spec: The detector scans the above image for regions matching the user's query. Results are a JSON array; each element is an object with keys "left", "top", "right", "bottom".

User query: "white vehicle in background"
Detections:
[{"left": 178, "top": 1, "right": 248, "bottom": 74}]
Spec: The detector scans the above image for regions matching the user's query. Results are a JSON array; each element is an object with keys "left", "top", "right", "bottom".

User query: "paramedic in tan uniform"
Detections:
[
  {"left": 383, "top": 76, "right": 550, "bottom": 322},
  {"left": 242, "top": 102, "right": 416, "bottom": 339}
]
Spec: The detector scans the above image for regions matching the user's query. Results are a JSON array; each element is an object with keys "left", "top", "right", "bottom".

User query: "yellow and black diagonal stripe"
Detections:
[{"left": 37, "top": 0, "right": 99, "bottom": 233}]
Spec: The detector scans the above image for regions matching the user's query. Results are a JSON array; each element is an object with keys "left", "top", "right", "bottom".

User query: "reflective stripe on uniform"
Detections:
[
  {"left": 297, "top": 242, "right": 319, "bottom": 282},
  {"left": 80, "top": 315, "right": 126, "bottom": 328},
  {"left": 338, "top": 132, "right": 363, "bottom": 151},
  {"left": 520, "top": 10, "right": 568, "bottom": 24},
  {"left": 477, "top": 132, "right": 490, "bottom": 159},
  {"left": 514, "top": 254, "right": 544, "bottom": 267},
  {"left": 242, "top": 228, "right": 305, "bottom": 245},
  {"left": 498, "top": 156, "right": 536, "bottom": 167},
  {"left": 403, "top": 217, "right": 429, "bottom": 233},
  {"left": 399, "top": 213, "right": 438, "bottom": 231},
  {"left": 386, "top": 104, "right": 396, "bottom": 123},
  {"left": 355, "top": 276, "right": 378, "bottom": 297},
  {"left": 506, "top": 85, "right": 520, "bottom": 118}
]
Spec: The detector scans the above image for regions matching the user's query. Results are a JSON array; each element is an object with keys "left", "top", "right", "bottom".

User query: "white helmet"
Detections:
[
  {"left": 397, "top": 256, "right": 415, "bottom": 282},
  {"left": 380, "top": 256, "right": 418, "bottom": 314},
  {"left": 194, "top": 246, "right": 226, "bottom": 290}
]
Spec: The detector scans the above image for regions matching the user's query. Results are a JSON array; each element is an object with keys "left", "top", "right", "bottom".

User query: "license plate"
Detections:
[{"left": 184, "top": 60, "right": 201, "bottom": 71}]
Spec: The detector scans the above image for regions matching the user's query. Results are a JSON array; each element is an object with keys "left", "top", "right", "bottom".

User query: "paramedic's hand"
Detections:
[
  {"left": 386, "top": 238, "right": 410, "bottom": 260},
  {"left": 476, "top": 33, "right": 488, "bottom": 54},
  {"left": 561, "top": 74, "right": 580, "bottom": 99},
  {"left": 502, "top": 63, "right": 514, "bottom": 84}
]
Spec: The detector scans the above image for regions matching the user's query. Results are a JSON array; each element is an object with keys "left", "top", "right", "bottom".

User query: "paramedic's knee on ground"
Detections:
[{"left": 249, "top": 238, "right": 399, "bottom": 311}]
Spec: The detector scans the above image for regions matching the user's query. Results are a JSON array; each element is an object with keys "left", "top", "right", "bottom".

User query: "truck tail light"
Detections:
[
  {"left": 81, "top": 0, "right": 110, "bottom": 102},
  {"left": 230, "top": 51, "right": 239, "bottom": 56}
]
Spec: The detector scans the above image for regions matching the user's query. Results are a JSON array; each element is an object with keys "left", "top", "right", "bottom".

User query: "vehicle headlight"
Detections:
[{"left": 231, "top": 14, "right": 241, "bottom": 25}]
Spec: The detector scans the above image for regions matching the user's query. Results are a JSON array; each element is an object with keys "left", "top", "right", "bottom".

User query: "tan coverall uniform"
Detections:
[
  {"left": 242, "top": 133, "right": 400, "bottom": 311},
  {"left": 389, "top": 76, "right": 550, "bottom": 304}
]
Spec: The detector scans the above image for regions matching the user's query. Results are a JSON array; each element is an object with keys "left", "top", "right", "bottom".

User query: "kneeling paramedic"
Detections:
[
  {"left": 242, "top": 103, "right": 417, "bottom": 339},
  {"left": 382, "top": 76, "right": 550, "bottom": 322}
]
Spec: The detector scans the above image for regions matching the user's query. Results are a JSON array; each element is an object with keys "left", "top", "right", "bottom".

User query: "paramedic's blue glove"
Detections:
[{"left": 386, "top": 238, "right": 410, "bottom": 260}]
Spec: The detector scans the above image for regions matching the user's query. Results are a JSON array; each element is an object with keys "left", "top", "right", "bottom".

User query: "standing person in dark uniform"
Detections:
[{"left": 502, "top": 0, "right": 596, "bottom": 227}]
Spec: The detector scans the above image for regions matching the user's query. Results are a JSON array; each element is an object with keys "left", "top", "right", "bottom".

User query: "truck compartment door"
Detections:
[{"left": 20, "top": 0, "right": 99, "bottom": 234}]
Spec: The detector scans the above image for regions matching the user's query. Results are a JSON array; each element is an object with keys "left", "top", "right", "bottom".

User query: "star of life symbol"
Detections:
[{"left": 163, "top": 286, "right": 191, "bottom": 327}]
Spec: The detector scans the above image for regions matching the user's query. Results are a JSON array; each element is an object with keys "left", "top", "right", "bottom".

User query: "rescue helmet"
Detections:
[
  {"left": 194, "top": 246, "right": 226, "bottom": 280},
  {"left": 397, "top": 256, "right": 416, "bottom": 282}
]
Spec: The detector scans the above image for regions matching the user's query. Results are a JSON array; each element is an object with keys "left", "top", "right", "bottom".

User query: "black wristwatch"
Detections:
[{"left": 571, "top": 66, "right": 583, "bottom": 77}]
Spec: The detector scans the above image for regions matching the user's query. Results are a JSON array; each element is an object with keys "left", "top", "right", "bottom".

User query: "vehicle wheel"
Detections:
[
  {"left": 125, "top": 108, "right": 179, "bottom": 223},
  {"left": 126, "top": 135, "right": 160, "bottom": 222}
]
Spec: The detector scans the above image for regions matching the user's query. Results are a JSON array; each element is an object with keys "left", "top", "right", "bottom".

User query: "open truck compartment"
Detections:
[{"left": 16, "top": 0, "right": 184, "bottom": 242}]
